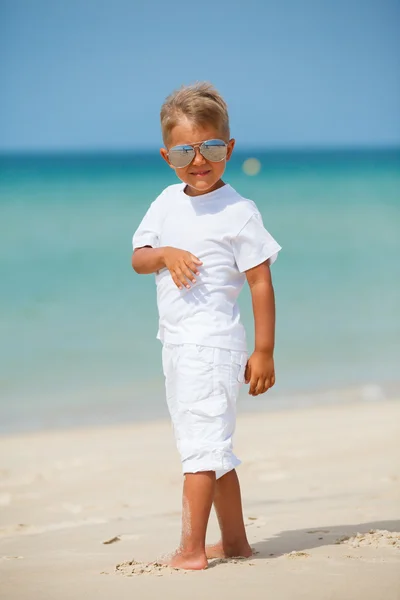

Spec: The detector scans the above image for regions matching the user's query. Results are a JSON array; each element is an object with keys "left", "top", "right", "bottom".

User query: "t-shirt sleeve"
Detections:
[
  {"left": 232, "top": 211, "right": 282, "bottom": 273},
  {"left": 132, "top": 200, "right": 162, "bottom": 250}
]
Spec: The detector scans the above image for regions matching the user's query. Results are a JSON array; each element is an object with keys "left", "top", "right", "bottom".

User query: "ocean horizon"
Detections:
[{"left": 1, "top": 148, "right": 399, "bottom": 433}]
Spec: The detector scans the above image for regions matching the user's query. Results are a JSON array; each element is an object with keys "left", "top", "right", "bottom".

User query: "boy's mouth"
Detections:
[{"left": 190, "top": 170, "right": 211, "bottom": 177}]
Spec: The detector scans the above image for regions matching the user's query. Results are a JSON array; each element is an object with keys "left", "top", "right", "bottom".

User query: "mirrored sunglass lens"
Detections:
[
  {"left": 169, "top": 146, "right": 195, "bottom": 167},
  {"left": 201, "top": 139, "right": 227, "bottom": 162}
]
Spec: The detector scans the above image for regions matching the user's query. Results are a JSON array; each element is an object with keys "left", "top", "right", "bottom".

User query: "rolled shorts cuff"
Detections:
[{"left": 182, "top": 451, "right": 241, "bottom": 480}]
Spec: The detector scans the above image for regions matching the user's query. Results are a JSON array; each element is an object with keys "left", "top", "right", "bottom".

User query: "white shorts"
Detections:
[{"left": 161, "top": 343, "right": 247, "bottom": 479}]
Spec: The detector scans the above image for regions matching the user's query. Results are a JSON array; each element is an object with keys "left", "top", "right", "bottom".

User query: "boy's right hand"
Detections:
[{"left": 162, "top": 247, "right": 203, "bottom": 290}]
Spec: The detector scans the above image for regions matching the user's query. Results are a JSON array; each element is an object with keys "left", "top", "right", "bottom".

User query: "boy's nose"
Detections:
[{"left": 192, "top": 147, "right": 207, "bottom": 165}]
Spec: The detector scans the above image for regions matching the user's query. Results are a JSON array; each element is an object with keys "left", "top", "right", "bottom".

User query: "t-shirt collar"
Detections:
[{"left": 181, "top": 182, "right": 231, "bottom": 201}]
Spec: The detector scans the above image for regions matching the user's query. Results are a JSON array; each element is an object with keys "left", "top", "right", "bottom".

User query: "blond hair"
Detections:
[{"left": 160, "top": 82, "right": 230, "bottom": 146}]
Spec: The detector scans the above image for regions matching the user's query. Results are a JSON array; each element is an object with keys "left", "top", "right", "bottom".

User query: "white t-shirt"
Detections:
[{"left": 132, "top": 183, "right": 281, "bottom": 351}]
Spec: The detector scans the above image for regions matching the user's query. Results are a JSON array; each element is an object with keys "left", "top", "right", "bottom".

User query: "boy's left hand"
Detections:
[{"left": 244, "top": 351, "right": 275, "bottom": 396}]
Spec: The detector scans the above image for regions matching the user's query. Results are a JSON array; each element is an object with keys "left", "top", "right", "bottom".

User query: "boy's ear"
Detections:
[
  {"left": 160, "top": 147, "right": 174, "bottom": 169},
  {"left": 226, "top": 138, "right": 235, "bottom": 161}
]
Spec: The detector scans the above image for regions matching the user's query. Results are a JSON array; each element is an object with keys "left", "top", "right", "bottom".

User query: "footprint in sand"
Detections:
[
  {"left": 209, "top": 557, "right": 256, "bottom": 567},
  {"left": 285, "top": 551, "right": 310, "bottom": 559},
  {"left": 116, "top": 556, "right": 256, "bottom": 576},
  {"left": 335, "top": 530, "right": 400, "bottom": 550},
  {"left": 116, "top": 559, "right": 184, "bottom": 576}
]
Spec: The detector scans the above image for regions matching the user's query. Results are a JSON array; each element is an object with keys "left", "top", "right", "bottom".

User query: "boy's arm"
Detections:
[
  {"left": 131, "top": 246, "right": 166, "bottom": 274},
  {"left": 245, "top": 261, "right": 276, "bottom": 396},
  {"left": 132, "top": 246, "right": 202, "bottom": 289}
]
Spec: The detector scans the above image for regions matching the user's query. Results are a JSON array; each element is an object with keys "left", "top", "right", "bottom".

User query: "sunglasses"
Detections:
[{"left": 167, "top": 139, "right": 228, "bottom": 169}]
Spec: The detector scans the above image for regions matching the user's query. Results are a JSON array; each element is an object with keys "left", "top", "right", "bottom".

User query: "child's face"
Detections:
[{"left": 160, "top": 118, "right": 235, "bottom": 196}]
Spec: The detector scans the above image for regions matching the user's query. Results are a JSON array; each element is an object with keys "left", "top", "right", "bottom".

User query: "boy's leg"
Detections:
[
  {"left": 206, "top": 469, "right": 252, "bottom": 558},
  {"left": 164, "top": 471, "right": 215, "bottom": 570}
]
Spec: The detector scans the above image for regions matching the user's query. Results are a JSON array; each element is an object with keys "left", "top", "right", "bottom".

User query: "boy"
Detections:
[{"left": 131, "top": 83, "right": 281, "bottom": 570}]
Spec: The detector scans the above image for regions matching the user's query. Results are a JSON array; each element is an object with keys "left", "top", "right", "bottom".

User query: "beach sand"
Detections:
[{"left": 0, "top": 399, "right": 399, "bottom": 600}]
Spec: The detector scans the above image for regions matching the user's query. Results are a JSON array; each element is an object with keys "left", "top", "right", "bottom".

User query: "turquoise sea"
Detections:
[{"left": 1, "top": 150, "right": 399, "bottom": 433}]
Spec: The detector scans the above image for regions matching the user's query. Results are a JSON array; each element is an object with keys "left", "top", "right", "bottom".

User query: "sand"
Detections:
[{"left": 0, "top": 399, "right": 399, "bottom": 600}]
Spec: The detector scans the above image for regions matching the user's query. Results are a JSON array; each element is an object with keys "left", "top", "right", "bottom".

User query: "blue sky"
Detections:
[{"left": 1, "top": 0, "right": 399, "bottom": 151}]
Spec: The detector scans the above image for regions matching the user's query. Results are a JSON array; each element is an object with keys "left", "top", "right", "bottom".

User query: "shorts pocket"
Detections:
[
  {"left": 231, "top": 351, "right": 247, "bottom": 384},
  {"left": 190, "top": 394, "right": 227, "bottom": 418},
  {"left": 178, "top": 345, "right": 215, "bottom": 402}
]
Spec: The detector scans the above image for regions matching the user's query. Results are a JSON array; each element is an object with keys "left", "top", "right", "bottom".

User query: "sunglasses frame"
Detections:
[{"left": 167, "top": 139, "right": 228, "bottom": 169}]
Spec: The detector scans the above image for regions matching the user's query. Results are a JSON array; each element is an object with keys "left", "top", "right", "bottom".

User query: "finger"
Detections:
[
  {"left": 249, "top": 376, "right": 258, "bottom": 396},
  {"left": 181, "top": 262, "right": 197, "bottom": 283},
  {"left": 171, "top": 271, "right": 183, "bottom": 290},
  {"left": 190, "top": 254, "right": 203, "bottom": 266},
  {"left": 186, "top": 260, "right": 201, "bottom": 277},
  {"left": 175, "top": 267, "right": 191, "bottom": 289},
  {"left": 244, "top": 362, "right": 250, "bottom": 384},
  {"left": 181, "top": 261, "right": 200, "bottom": 283},
  {"left": 270, "top": 373, "right": 276, "bottom": 388},
  {"left": 254, "top": 377, "right": 265, "bottom": 396},
  {"left": 263, "top": 378, "right": 271, "bottom": 393}
]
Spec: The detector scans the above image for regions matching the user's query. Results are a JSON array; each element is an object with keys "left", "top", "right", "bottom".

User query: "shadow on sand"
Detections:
[{"left": 249, "top": 519, "right": 400, "bottom": 559}]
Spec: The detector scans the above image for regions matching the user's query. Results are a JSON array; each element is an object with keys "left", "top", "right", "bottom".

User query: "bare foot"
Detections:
[
  {"left": 161, "top": 549, "right": 208, "bottom": 571},
  {"left": 206, "top": 540, "right": 253, "bottom": 559}
]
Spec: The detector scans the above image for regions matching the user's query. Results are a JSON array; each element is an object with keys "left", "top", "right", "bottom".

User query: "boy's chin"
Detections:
[{"left": 184, "top": 177, "right": 219, "bottom": 193}]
